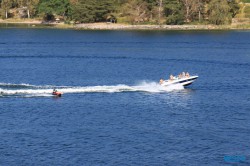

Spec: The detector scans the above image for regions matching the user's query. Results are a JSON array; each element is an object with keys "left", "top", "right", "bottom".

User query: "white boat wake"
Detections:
[{"left": 0, "top": 81, "right": 184, "bottom": 97}]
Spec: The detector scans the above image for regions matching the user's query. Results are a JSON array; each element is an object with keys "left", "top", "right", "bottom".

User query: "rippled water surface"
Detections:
[{"left": 0, "top": 29, "right": 250, "bottom": 165}]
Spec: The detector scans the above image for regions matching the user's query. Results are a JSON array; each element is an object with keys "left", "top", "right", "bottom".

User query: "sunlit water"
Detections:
[{"left": 0, "top": 29, "right": 250, "bottom": 165}]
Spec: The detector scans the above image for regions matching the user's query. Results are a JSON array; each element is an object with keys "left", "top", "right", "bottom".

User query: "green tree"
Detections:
[
  {"left": 143, "top": 0, "right": 163, "bottom": 24},
  {"left": 196, "top": 0, "right": 205, "bottom": 22},
  {"left": 182, "top": 0, "right": 193, "bottom": 22},
  {"left": 18, "top": 0, "right": 39, "bottom": 18},
  {"left": 181, "top": 0, "right": 206, "bottom": 23},
  {"left": 208, "top": 0, "right": 231, "bottom": 25},
  {"left": 95, "top": 0, "right": 116, "bottom": 22},
  {"left": 144, "top": 0, "right": 156, "bottom": 22},
  {"left": 228, "top": 0, "right": 240, "bottom": 17},
  {"left": 70, "top": 0, "right": 116, "bottom": 23},
  {"left": 70, "top": 0, "right": 96, "bottom": 23},
  {"left": 155, "top": 0, "right": 164, "bottom": 24},
  {"left": 38, "top": 0, "right": 70, "bottom": 20},
  {"left": 26, "top": 0, "right": 39, "bottom": 18},
  {"left": 164, "top": 0, "right": 184, "bottom": 24},
  {"left": 121, "top": 0, "right": 149, "bottom": 24},
  {"left": 1, "top": 0, "right": 13, "bottom": 19}
]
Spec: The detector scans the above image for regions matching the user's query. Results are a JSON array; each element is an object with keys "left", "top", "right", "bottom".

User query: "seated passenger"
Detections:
[
  {"left": 182, "top": 72, "right": 185, "bottom": 77},
  {"left": 159, "top": 79, "right": 164, "bottom": 84},
  {"left": 52, "top": 89, "right": 58, "bottom": 95},
  {"left": 186, "top": 72, "right": 190, "bottom": 77},
  {"left": 169, "top": 74, "right": 174, "bottom": 80}
]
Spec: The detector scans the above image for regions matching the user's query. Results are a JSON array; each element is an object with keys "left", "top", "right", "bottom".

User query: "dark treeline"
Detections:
[{"left": 0, "top": 0, "right": 241, "bottom": 25}]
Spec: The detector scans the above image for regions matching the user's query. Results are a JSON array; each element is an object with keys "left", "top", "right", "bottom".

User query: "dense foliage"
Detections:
[
  {"left": 70, "top": 0, "right": 116, "bottom": 23},
  {"left": 38, "top": 0, "right": 70, "bottom": 20},
  {"left": 0, "top": 0, "right": 244, "bottom": 25}
]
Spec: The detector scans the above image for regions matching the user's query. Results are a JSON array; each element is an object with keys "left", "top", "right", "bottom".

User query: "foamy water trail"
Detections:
[
  {"left": 132, "top": 81, "right": 184, "bottom": 92},
  {"left": 0, "top": 81, "right": 184, "bottom": 97}
]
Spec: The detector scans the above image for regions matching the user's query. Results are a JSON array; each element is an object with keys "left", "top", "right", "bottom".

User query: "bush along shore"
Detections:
[{"left": 0, "top": 0, "right": 250, "bottom": 30}]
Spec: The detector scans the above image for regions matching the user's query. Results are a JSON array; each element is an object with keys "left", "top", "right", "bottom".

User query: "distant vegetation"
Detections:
[
  {"left": 245, "top": 6, "right": 250, "bottom": 18},
  {"left": 0, "top": 0, "right": 247, "bottom": 25}
]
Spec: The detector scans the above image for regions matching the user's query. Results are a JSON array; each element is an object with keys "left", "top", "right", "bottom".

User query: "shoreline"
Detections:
[{"left": 0, "top": 19, "right": 250, "bottom": 30}]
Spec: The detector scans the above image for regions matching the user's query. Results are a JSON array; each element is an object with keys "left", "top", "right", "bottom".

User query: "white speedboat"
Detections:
[{"left": 160, "top": 75, "right": 198, "bottom": 87}]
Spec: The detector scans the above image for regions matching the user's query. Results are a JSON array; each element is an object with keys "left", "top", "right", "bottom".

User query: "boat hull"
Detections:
[{"left": 161, "top": 76, "right": 198, "bottom": 87}]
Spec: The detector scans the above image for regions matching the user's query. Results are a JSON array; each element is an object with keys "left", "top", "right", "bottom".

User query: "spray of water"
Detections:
[{"left": 0, "top": 81, "right": 184, "bottom": 97}]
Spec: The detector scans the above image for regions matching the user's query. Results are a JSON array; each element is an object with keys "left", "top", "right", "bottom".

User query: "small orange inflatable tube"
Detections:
[{"left": 52, "top": 91, "right": 62, "bottom": 97}]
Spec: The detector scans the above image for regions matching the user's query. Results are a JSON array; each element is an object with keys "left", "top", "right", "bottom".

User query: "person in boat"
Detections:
[
  {"left": 52, "top": 88, "right": 62, "bottom": 97},
  {"left": 159, "top": 79, "right": 164, "bottom": 84},
  {"left": 186, "top": 72, "right": 190, "bottom": 77},
  {"left": 52, "top": 89, "right": 59, "bottom": 95},
  {"left": 182, "top": 72, "right": 186, "bottom": 78},
  {"left": 169, "top": 74, "right": 174, "bottom": 81},
  {"left": 53, "top": 89, "right": 57, "bottom": 93}
]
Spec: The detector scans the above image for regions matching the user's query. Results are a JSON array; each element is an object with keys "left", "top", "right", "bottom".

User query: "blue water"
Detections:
[{"left": 0, "top": 29, "right": 250, "bottom": 165}]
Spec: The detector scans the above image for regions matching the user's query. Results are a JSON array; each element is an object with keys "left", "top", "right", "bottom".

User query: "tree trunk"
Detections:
[
  {"left": 184, "top": 0, "right": 189, "bottom": 22},
  {"left": 5, "top": 10, "right": 8, "bottom": 19},
  {"left": 186, "top": 7, "right": 189, "bottom": 22},
  {"left": 158, "top": 0, "right": 162, "bottom": 25},
  {"left": 27, "top": 9, "right": 30, "bottom": 18},
  {"left": 199, "top": 10, "right": 201, "bottom": 22},
  {"left": 198, "top": 0, "right": 201, "bottom": 22}
]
